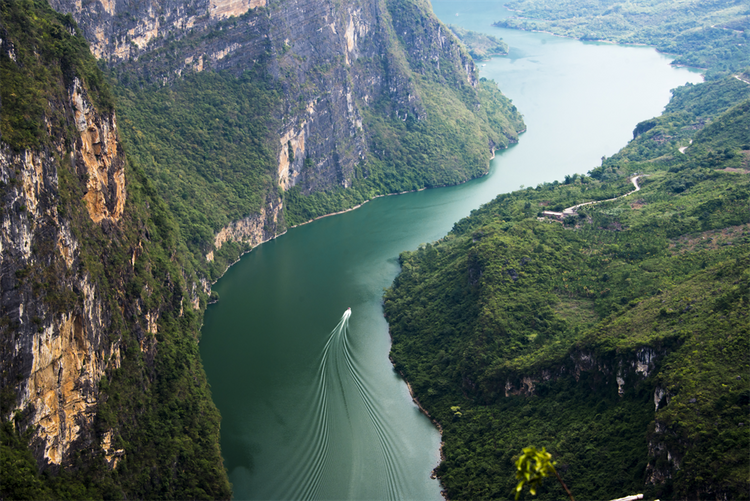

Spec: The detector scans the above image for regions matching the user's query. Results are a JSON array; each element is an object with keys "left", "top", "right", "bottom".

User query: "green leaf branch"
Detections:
[{"left": 515, "top": 446, "right": 575, "bottom": 501}]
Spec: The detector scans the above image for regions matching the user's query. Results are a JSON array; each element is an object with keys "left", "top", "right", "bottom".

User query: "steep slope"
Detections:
[
  {"left": 385, "top": 76, "right": 750, "bottom": 499},
  {"left": 1, "top": 0, "right": 229, "bottom": 497},
  {"left": 49, "top": 0, "right": 524, "bottom": 277}
]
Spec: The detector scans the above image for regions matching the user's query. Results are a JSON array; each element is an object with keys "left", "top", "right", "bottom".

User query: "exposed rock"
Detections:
[
  {"left": 13, "top": 0, "right": 518, "bottom": 483},
  {"left": 210, "top": 0, "right": 266, "bottom": 20},
  {"left": 653, "top": 385, "right": 670, "bottom": 412},
  {"left": 646, "top": 419, "right": 682, "bottom": 486},
  {"left": 1, "top": 141, "right": 122, "bottom": 469},
  {"left": 500, "top": 346, "right": 666, "bottom": 398},
  {"left": 278, "top": 125, "right": 308, "bottom": 192},
  {"left": 48, "top": 0, "right": 267, "bottom": 62},
  {"left": 20, "top": 307, "right": 120, "bottom": 466},
  {"left": 50, "top": 0, "right": 496, "bottom": 200},
  {"left": 504, "top": 376, "right": 536, "bottom": 397},
  {"left": 207, "top": 194, "right": 283, "bottom": 261},
  {"left": 70, "top": 78, "right": 126, "bottom": 224},
  {"left": 1, "top": 66, "right": 127, "bottom": 469},
  {"left": 635, "top": 347, "right": 657, "bottom": 377},
  {"left": 100, "top": 429, "right": 125, "bottom": 468}
]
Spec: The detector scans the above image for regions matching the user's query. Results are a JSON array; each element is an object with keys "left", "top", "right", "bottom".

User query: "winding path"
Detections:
[{"left": 540, "top": 175, "right": 644, "bottom": 220}]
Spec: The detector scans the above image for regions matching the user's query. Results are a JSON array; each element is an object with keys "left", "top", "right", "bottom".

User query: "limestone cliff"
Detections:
[
  {"left": 207, "top": 193, "right": 284, "bottom": 262},
  {"left": 1, "top": 2, "right": 230, "bottom": 496},
  {"left": 0, "top": 72, "right": 125, "bottom": 470},
  {"left": 500, "top": 346, "right": 664, "bottom": 398},
  {"left": 70, "top": 78, "right": 126, "bottom": 225},
  {"left": 48, "top": 0, "right": 523, "bottom": 262}
]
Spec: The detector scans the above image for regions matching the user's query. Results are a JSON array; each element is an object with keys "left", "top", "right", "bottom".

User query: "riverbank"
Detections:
[
  {"left": 392, "top": 360, "right": 448, "bottom": 498},
  {"left": 288, "top": 147, "right": 508, "bottom": 230},
  {"left": 491, "top": 20, "right": 706, "bottom": 74},
  {"left": 210, "top": 145, "right": 507, "bottom": 289}
]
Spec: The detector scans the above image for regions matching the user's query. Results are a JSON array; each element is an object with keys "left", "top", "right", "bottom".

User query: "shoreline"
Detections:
[
  {"left": 391, "top": 358, "right": 449, "bottom": 500},
  {"left": 210, "top": 163, "right": 494, "bottom": 283},
  {"left": 208, "top": 177, "right": 463, "bottom": 287},
  {"left": 206, "top": 141, "right": 510, "bottom": 289},
  {"left": 492, "top": 21, "right": 707, "bottom": 75},
  {"left": 285, "top": 144, "right": 509, "bottom": 230}
]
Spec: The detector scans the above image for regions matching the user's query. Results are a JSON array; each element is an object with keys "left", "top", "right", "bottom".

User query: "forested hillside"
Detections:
[
  {"left": 386, "top": 74, "right": 750, "bottom": 499},
  {"left": 496, "top": 0, "right": 750, "bottom": 78},
  {"left": 448, "top": 25, "right": 509, "bottom": 61}
]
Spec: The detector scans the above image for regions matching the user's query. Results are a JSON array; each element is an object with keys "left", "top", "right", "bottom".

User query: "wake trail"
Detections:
[
  {"left": 341, "top": 315, "right": 405, "bottom": 500},
  {"left": 283, "top": 308, "right": 405, "bottom": 500}
]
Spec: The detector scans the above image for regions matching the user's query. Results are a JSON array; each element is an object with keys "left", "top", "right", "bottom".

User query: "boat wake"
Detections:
[{"left": 279, "top": 308, "right": 406, "bottom": 500}]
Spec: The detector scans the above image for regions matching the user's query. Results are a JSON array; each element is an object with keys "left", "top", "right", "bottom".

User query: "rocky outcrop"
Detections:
[
  {"left": 0, "top": 145, "right": 121, "bottom": 470},
  {"left": 500, "top": 346, "right": 663, "bottom": 398},
  {"left": 70, "top": 78, "right": 126, "bottom": 224},
  {"left": 50, "top": 0, "right": 491, "bottom": 202},
  {"left": 4, "top": 0, "right": 517, "bottom": 487},
  {"left": 47, "top": 0, "right": 267, "bottom": 62},
  {"left": 46, "top": 0, "right": 503, "bottom": 260},
  {"left": 207, "top": 194, "right": 283, "bottom": 261},
  {"left": 495, "top": 344, "right": 691, "bottom": 495},
  {"left": 0, "top": 61, "right": 127, "bottom": 469}
]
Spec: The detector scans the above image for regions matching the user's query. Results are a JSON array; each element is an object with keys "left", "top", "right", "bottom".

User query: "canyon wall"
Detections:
[
  {"left": 0, "top": 69, "right": 124, "bottom": 470},
  {"left": 1, "top": 3, "right": 229, "bottom": 496},
  {"left": 48, "top": 0, "right": 513, "bottom": 256}
]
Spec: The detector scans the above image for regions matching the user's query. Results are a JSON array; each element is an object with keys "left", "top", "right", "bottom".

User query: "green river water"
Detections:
[{"left": 200, "top": 2, "right": 703, "bottom": 499}]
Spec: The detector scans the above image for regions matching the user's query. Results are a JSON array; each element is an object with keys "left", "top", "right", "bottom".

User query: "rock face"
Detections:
[
  {"left": 47, "top": 0, "right": 269, "bottom": 61},
  {"left": 500, "top": 346, "right": 665, "bottom": 399},
  {"left": 2, "top": 5, "right": 231, "bottom": 492},
  {"left": 49, "top": 0, "right": 500, "bottom": 249},
  {"left": 0, "top": 82, "right": 123, "bottom": 469},
  {"left": 70, "top": 78, "right": 126, "bottom": 225},
  {"left": 207, "top": 194, "right": 284, "bottom": 262}
]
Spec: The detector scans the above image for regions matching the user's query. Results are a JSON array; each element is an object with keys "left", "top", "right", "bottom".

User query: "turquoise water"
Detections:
[{"left": 200, "top": 2, "right": 703, "bottom": 499}]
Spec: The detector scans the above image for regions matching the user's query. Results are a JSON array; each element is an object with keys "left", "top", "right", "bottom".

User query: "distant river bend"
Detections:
[{"left": 200, "top": 2, "right": 703, "bottom": 499}]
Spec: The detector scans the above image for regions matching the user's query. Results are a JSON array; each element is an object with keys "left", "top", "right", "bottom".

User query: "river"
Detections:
[{"left": 199, "top": 2, "right": 703, "bottom": 499}]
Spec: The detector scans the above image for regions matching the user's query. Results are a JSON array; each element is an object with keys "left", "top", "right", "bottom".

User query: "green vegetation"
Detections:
[
  {"left": 111, "top": 0, "right": 524, "bottom": 255},
  {"left": 385, "top": 75, "right": 750, "bottom": 499},
  {"left": 515, "top": 447, "right": 574, "bottom": 501},
  {"left": 84, "top": 160, "right": 232, "bottom": 500},
  {"left": 114, "top": 70, "right": 281, "bottom": 279},
  {"left": 590, "top": 74, "right": 750, "bottom": 181},
  {"left": 449, "top": 25, "right": 509, "bottom": 61},
  {"left": 0, "top": 0, "right": 113, "bottom": 150},
  {"left": 2, "top": 158, "right": 233, "bottom": 499},
  {"left": 1, "top": 0, "right": 526, "bottom": 497},
  {"left": 3, "top": 158, "right": 233, "bottom": 500},
  {"left": 285, "top": 76, "right": 524, "bottom": 225},
  {"left": 496, "top": 0, "right": 750, "bottom": 78}
]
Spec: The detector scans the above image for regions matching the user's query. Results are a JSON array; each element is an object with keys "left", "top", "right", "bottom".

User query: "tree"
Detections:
[{"left": 515, "top": 446, "right": 575, "bottom": 501}]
